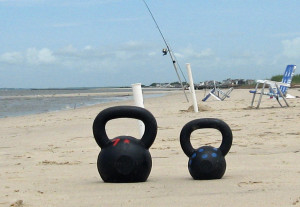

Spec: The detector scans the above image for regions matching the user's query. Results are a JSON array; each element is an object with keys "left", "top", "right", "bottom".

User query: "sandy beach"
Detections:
[{"left": 1, "top": 88, "right": 300, "bottom": 207}]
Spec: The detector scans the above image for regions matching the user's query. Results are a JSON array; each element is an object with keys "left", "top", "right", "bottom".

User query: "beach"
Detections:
[{"left": 1, "top": 88, "right": 300, "bottom": 207}]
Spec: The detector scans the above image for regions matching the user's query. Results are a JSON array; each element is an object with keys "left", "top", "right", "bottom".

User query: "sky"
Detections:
[{"left": 1, "top": 0, "right": 300, "bottom": 88}]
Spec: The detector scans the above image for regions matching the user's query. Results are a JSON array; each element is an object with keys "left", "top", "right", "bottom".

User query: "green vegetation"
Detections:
[
  {"left": 293, "top": 74, "right": 300, "bottom": 83},
  {"left": 270, "top": 75, "right": 283, "bottom": 82},
  {"left": 271, "top": 74, "right": 300, "bottom": 84}
]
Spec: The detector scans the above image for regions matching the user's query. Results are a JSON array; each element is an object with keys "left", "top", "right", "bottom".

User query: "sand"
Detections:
[{"left": 1, "top": 88, "right": 300, "bottom": 207}]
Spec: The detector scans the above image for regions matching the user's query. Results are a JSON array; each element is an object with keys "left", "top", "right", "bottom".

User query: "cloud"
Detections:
[
  {"left": 33, "top": 42, "right": 158, "bottom": 72},
  {"left": 282, "top": 37, "right": 300, "bottom": 58},
  {"left": 181, "top": 47, "right": 214, "bottom": 59},
  {"left": 148, "top": 52, "right": 156, "bottom": 56},
  {"left": 0, "top": 43, "right": 228, "bottom": 84},
  {"left": 59, "top": 45, "right": 78, "bottom": 54},
  {"left": 0, "top": 48, "right": 56, "bottom": 66},
  {"left": 84, "top": 45, "right": 93, "bottom": 50},
  {"left": 0, "top": 42, "right": 281, "bottom": 87},
  {"left": 26, "top": 48, "right": 56, "bottom": 65},
  {"left": 0, "top": 52, "right": 23, "bottom": 64}
]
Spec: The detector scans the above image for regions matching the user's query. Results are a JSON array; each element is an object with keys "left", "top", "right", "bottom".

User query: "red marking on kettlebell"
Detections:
[
  {"left": 112, "top": 138, "right": 121, "bottom": 146},
  {"left": 123, "top": 139, "right": 130, "bottom": 144}
]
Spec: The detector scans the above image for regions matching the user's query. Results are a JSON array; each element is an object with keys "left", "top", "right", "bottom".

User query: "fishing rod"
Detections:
[{"left": 142, "top": 0, "right": 189, "bottom": 102}]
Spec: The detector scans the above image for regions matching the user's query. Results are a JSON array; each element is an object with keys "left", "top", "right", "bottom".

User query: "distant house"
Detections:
[
  {"left": 150, "top": 78, "right": 256, "bottom": 89},
  {"left": 245, "top": 79, "right": 255, "bottom": 85},
  {"left": 222, "top": 78, "right": 246, "bottom": 86}
]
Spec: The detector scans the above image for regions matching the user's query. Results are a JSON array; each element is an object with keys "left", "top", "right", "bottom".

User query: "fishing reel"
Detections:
[{"left": 162, "top": 48, "right": 168, "bottom": 56}]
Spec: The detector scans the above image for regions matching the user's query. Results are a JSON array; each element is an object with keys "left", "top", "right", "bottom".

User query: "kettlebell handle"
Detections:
[
  {"left": 93, "top": 106, "right": 157, "bottom": 149},
  {"left": 180, "top": 118, "right": 232, "bottom": 157}
]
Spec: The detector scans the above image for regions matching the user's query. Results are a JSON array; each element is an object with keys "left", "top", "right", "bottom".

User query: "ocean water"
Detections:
[{"left": 0, "top": 88, "right": 166, "bottom": 118}]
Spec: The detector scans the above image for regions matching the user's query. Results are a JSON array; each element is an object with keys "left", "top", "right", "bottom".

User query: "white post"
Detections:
[
  {"left": 131, "top": 83, "right": 145, "bottom": 137},
  {"left": 186, "top": 63, "right": 198, "bottom": 113}
]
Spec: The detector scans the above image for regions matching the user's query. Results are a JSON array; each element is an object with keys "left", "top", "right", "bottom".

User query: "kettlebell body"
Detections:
[
  {"left": 180, "top": 118, "right": 233, "bottom": 180},
  {"left": 97, "top": 136, "right": 152, "bottom": 182},
  {"left": 188, "top": 146, "right": 226, "bottom": 180},
  {"left": 93, "top": 106, "right": 157, "bottom": 183}
]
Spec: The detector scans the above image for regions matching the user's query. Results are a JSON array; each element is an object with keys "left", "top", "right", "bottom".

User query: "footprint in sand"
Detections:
[
  {"left": 38, "top": 160, "right": 81, "bottom": 165},
  {"left": 10, "top": 200, "right": 23, "bottom": 207},
  {"left": 158, "top": 126, "right": 174, "bottom": 130},
  {"left": 237, "top": 181, "right": 263, "bottom": 187},
  {"left": 292, "top": 197, "right": 300, "bottom": 205}
]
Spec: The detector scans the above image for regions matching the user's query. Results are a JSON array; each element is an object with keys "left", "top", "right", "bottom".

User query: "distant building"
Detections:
[
  {"left": 150, "top": 78, "right": 256, "bottom": 89},
  {"left": 245, "top": 79, "right": 255, "bottom": 85}
]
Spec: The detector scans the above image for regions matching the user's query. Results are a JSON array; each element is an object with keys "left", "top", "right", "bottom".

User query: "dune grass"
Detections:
[{"left": 271, "top": 74, "right": 300, "bottom": 84}]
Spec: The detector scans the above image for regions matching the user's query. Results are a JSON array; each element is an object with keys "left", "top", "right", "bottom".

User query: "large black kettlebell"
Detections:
[
  {"left": 92, "top": 106, "right": 157, "bottom": 183},
  {"left": 180, "top": 118, "right": 233, "bottom": 180}
]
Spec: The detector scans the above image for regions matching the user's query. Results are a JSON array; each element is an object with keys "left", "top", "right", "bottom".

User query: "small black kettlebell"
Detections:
[
  {"left": 180, "top": 118, "right": 233, "bottom": 180},
  {"left": 93, "top": 106, "right": 157, "bottom": 183}
]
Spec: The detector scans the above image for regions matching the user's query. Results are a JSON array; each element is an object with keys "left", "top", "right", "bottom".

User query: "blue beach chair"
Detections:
[{"left": 249, "top": 65, "right": 296, "bottom": 108}]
